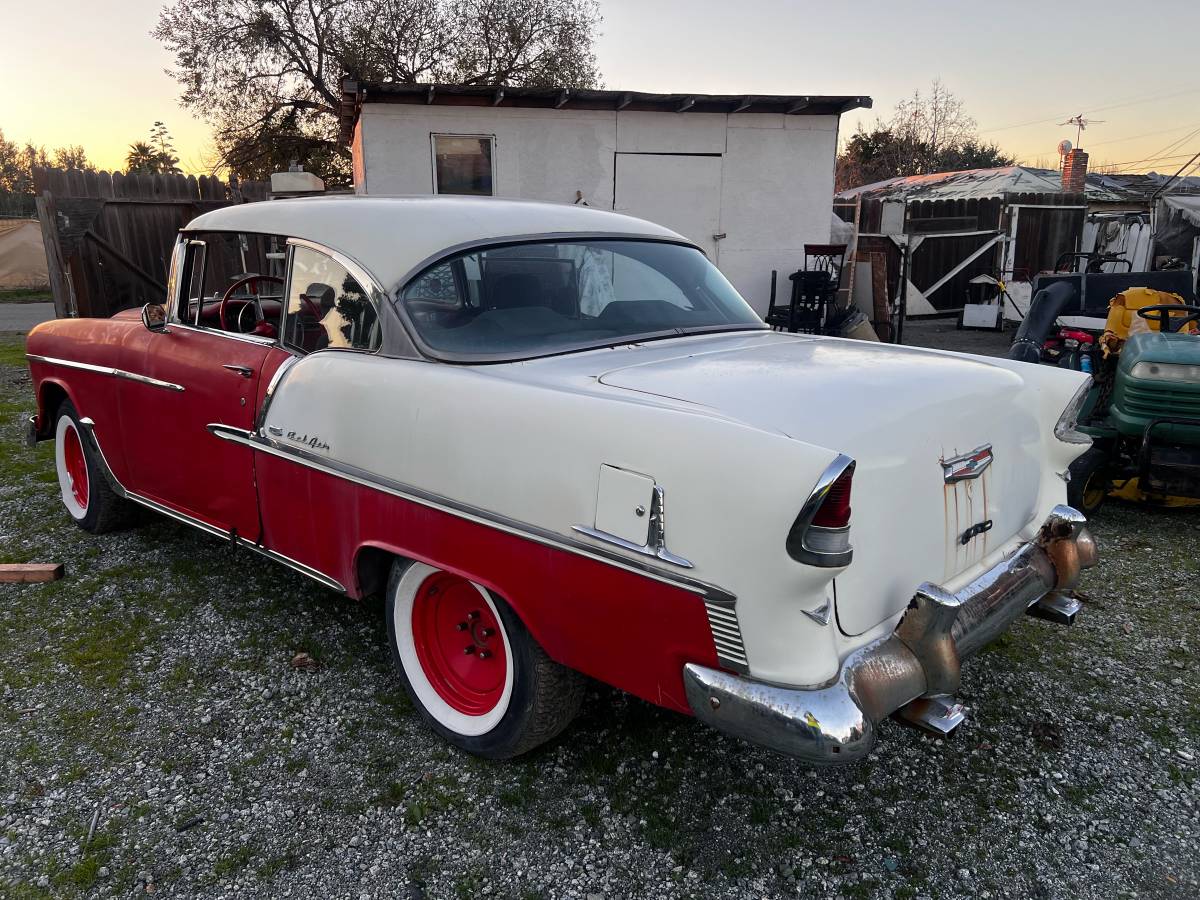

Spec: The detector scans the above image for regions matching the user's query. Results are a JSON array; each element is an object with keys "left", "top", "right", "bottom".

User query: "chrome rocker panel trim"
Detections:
[
  {"left": 684, "top": 504, "right": 1098, "bottom": 765},
  {"left": 75, "top": 417, "right": 346, "bottom": 593},
  {"left": 26, "top": 354, "right": 185, "bottom": 392}
]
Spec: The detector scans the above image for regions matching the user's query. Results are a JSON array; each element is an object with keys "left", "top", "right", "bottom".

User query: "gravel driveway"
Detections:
[{"left": 0, "top": 333, "right": 1197, "bottom": 899}]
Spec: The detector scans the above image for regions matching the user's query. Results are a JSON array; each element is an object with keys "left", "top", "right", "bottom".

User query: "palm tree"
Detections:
[{"left": 126, "top": 142, "right": 160, "bottom": 175}]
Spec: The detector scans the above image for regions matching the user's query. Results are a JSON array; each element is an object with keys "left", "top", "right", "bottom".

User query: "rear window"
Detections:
[{"left": 398, "top": 240, "right": 764, "bottom": 360}]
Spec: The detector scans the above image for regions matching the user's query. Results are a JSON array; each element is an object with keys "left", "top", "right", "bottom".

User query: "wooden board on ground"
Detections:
[{"left": 0, "top": 563, "right": 64, "bottom": 583}]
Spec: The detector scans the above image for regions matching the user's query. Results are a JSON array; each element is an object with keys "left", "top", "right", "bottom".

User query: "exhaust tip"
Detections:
[
  {"left": 1028, "top": 592, "right": 1082, "bottom": 626},
  {"left": 893, "top": 696, "right": 967, "bottom": 737}
]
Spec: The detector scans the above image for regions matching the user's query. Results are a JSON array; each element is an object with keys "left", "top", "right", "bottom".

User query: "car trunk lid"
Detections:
[{"left": 596, "top": 335, "right": 1046, "bottom": 635}]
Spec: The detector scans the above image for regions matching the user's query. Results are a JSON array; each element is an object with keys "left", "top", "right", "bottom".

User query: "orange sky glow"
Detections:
[{"left": 2, "top": 0, "right": 1197, "bottom": 179}]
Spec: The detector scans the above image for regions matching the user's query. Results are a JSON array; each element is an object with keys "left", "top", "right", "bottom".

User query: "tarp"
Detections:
[
  {"left": 0, "top": 219, "right": 49, "bottom": 290},
  {"left": 1164, "top": 195, "right": 1200, "bottom": 229}
]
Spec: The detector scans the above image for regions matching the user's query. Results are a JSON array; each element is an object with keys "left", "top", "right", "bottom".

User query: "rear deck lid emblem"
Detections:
[{"left": 942, "top": 444, "right": 993, "bottom": 483}]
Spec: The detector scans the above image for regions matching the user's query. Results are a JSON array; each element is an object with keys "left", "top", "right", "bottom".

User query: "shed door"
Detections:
[{"left": 614, "top": 153, "right": 723, "bottom": 261}]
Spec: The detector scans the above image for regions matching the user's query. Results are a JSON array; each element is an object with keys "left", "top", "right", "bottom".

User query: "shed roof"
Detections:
[
  {"left": 836, "top": 165, "right": 1200, "bottom": 205},
  {"left": 339, "top": 80, "right": 871, "bottom": 144},
  {"left": 185, "top": 194, "right": 687, "bottom": 291}
]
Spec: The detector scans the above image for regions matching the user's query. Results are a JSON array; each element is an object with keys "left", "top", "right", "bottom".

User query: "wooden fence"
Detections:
[{"left": 33, "top": 168, "right": 268, "bottom": 318}]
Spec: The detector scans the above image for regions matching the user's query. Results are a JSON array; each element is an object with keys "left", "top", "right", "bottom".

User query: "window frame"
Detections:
[
  {"left": 430, "top": 133, "right": 497, "bottom": 197},
  {"left": 279, "top": 237, "right": 388, "bottom": 357},
  {"left": 391, "top": 234, "right": 768, "bottom": 365},
  {"left": 167, "top": 231, "right": 288, "bottom": 347}
]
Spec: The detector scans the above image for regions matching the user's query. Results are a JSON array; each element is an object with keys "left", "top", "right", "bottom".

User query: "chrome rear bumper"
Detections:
[{"left": 683, "top": 505, "right": 1097, "bottom": 765}]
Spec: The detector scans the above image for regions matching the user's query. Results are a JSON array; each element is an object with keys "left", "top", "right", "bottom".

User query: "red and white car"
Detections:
[{"left": 26, "top": 197, "right": 1098, "bottom": 763}]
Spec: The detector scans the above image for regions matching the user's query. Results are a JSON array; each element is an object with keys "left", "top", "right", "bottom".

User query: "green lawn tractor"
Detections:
[{"left": 1009, "top": 269, "right": 1200, "bottom": 515}]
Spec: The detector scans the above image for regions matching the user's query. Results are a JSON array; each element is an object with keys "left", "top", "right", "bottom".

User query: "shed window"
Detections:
[{"left": 432, "top": 135, "right": 494, "bottom": 196}]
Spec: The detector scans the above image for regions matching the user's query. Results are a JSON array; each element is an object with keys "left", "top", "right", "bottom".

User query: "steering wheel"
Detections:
[
  {"left": 1136, "top": 304, "right": 1200, "bottom": 334},
  {"left": 219, "top": 274, "right": 284, "bottom": 334}
]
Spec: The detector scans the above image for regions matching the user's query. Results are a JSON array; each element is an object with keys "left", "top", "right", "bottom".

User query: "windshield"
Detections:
[{"left": 397, "top": 239, "right": 765, "bottom": 360}]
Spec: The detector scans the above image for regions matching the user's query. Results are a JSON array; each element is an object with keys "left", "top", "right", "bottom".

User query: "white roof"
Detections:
[{"left": 186, "top": 195, "right": 687, "bottom": 290}]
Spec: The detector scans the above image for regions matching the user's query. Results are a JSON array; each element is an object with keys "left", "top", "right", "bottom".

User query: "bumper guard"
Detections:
[{"left": 683, "top": 504, "right": 1097, "bottom": 765}]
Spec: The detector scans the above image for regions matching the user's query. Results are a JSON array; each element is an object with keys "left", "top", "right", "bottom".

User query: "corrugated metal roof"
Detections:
[
  {"left": 836, "top": 166, "right": 1200, "bottom": 205},
  {"left": 340, "top": 80, "right": 871, "bottom": 144}
]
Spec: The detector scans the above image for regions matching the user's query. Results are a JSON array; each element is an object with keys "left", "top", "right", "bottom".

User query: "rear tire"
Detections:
[
  {"left": 385, "top": 560, "right": 584, "bottom": 759},
  {"left": 1067, "top": 446, "right": 1110, "bottom": 517},
  {"left": 54, "top": 400, "right": 135, "bottom": 534}
]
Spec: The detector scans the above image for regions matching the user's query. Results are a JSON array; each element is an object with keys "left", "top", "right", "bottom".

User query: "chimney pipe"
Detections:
[{"left": 1062, "top": 148, "right": 1089, "bottom": 194}]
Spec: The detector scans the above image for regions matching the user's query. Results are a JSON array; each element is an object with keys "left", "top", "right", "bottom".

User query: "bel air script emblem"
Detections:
[
  {"left": 942, "top": 444, "right": 993, "bottom": 484},
  {"left": 286, "top": 430, "right": 331, "bottom": 452}
]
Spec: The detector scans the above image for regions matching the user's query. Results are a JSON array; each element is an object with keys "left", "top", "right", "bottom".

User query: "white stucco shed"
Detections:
[{"left": 340, "top": 82, "right": 870, "bottom": 313}]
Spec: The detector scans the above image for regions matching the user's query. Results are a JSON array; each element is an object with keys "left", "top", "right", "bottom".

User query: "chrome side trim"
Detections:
[
  {"left": 26, "top": 354, "right": 185, "bottom": 392},
  {"left": 172, "top": 323, "right": 277, "bottom": 347},
  {"left": 571, "top": 485, "right": 693, "bottom": 569},
  {"left": 206, "top": 423, "right": 736, "bottom": 605},
  {"left": 786, "top": 453, "right": 855, "bottom": 567},
  {"left": 254, "top": 354, "right": 299, "bottom": 434},
  {"left": 941, "top": 443, "right": 993, "bottom": 483},
  {"left": 76, "top": 417, "right": 346, "bottom": 593}
]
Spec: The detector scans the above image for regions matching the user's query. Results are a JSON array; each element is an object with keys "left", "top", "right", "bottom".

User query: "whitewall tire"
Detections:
[{"left": 384, "top": 559, "right": 586, "bottom": 759}]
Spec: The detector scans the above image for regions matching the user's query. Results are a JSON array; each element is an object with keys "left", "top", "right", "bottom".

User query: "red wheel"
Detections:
[
  {"left": 411, "top": 571, "right": 509, "bottom": 716},
  {"left": 385, "top": 561, "right": 586, "bottom": 758},
  {"left": 58, "top": 417, "right": 89, "bottom": 513}
]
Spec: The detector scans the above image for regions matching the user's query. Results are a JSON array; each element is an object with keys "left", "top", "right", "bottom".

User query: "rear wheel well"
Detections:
[{"left": 355, "top": 545, "right": 399, "bottom": 600}]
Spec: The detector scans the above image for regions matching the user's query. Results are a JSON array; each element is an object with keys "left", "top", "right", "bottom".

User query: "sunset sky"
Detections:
[{"left": 3, "top": 0, "right": 1198, "bottom": 177}]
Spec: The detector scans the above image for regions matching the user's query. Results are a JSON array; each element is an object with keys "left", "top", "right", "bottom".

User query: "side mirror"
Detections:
[{"left": 141, "top": 303, "right": 167, "bottom": 333}]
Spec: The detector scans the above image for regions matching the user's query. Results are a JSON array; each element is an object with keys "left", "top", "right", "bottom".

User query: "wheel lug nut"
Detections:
[
  {"left": 463, "top": 645, "right": 476, "bottom": 655},
  {"left": 466, "top": 610, "right": 480, "bottom": 621},
  {"left": 455, "top": 622, "right": 467, "bottom": 631},
  {"left": 477, "top": 650, "right": 492, "bottom": 660},
  {"left": 480, "top": 627, "right": 495, "bottom": 638}
]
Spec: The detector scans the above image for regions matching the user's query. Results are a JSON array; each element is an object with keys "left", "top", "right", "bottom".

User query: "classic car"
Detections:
[{"left": 25, "top": 196, "right": 1098, "bottom": 764}]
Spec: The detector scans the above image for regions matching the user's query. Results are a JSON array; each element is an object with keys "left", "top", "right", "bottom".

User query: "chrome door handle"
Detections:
[{"left": 222, "top": 364, "right": 253, "bottom": 378}]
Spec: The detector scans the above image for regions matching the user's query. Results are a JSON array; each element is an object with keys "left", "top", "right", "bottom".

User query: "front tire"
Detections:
[
  {"left": 1067, "top": 445, "right": 1110, "bottom": 517},
  {"left": 54, "top": 400, "right": 134, "bottom": 533},
  {"left": 385, "top": 560, "right": 584, "bottom": 759}
]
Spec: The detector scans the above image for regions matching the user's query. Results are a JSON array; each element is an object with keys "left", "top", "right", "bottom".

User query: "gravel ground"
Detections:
[{"left": 0, "top": 332, "right": 1197, "bottom": 900}]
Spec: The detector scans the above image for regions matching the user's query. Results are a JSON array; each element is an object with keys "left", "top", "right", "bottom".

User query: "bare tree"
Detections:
[
  {"left": 836, "top": 80, "right": 1014, "bottom": 190},
  {"left": 154, "top": 0, "right": 603, "bottom": 185},
  {"left": 890, "top": 79, "right": 977, "bottom": 175}
]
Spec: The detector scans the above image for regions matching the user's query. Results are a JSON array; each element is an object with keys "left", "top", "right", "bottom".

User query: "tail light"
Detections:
[{"left": 787, "top": 455, "right": 855, "bottom": 567}]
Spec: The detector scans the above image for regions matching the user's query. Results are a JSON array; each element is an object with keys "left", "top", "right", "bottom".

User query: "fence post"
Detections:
[{"left": 34, "top": 190, "right": 75, "bottom": 318}]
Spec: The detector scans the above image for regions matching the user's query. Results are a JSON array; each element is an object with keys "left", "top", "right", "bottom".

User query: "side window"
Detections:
[
  {"left": 174, "top": 232, "right": 286, "bottom": 335},
  {"left": 432, "top": 134, "right": 494, "bottom": 196},
  {"left": 284, "top": 245, "right": 379, "bottom": 353}
]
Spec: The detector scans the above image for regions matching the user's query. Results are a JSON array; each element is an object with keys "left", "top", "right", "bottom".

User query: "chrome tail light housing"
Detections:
[{"left": 786, "top": 454, "right": 855, "bottom": 567}]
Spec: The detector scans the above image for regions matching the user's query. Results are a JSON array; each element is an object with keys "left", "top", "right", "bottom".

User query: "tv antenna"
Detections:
[{"left": 1059, "top": 115, "right": 1104, "bottom": 146}]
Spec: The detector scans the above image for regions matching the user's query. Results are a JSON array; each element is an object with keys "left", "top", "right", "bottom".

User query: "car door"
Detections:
[
  {"left": 120, "top": 326, "right": 271, "bottom": 540},
  {"left": 119, "top": 234, "right": 279, "bottom": 541}
]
